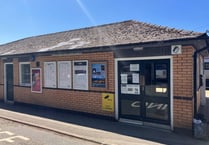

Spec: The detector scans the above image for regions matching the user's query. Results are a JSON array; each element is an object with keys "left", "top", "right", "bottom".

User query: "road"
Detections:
[{"left": 0, "top": 118, "right": 99, "bottom": 145}]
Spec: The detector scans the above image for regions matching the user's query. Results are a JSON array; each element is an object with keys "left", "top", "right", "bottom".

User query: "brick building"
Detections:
[{"left": 0, "top": 20, "right": 208, "bottom": 131}]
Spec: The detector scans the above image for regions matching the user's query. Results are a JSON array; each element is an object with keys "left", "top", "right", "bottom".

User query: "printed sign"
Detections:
[
  {"left": 121, "top": 74, "right": 128, "bottom": 84},
  {"left": 58, "top": 61, "right": 71, "bottom": 89},
  {"left": 92, "top": 63, "right": 106, "bottom": 88},
  {"left": 44, "top": 62, "right": 56, "bottom": 88},
  {"left": 31, "top": 68, "right": 42, "bottom": 93},
  {"left": 102, "top": 93, "right": 114, "bottom": 112},
  {"left": 130, "top": 64, "right": 139, "bottom": 71},
  {"left": 121, "top": 84, "right": 140, "bottom": 95},
  {"left": 73, "top": 60, "right": 88, "bottom": 90}
]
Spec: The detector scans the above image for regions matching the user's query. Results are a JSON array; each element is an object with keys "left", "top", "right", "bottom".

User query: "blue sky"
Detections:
[{"left": 0, "top": 0, "right": 208, "bottom": 44}]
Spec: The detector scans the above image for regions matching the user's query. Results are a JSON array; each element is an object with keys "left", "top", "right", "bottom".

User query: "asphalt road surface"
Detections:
[{"left": 0, "top": 118, "right": 99, "bottom": 145}]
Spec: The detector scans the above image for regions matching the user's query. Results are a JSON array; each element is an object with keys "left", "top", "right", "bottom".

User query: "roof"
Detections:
[{"left": 0, "top": 20, "right": 205, "bottom": 56}]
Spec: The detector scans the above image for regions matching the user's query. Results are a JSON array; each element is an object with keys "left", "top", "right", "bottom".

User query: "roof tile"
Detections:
[{"left": 0, "top": 20, "right": 204, "bottom": 56}]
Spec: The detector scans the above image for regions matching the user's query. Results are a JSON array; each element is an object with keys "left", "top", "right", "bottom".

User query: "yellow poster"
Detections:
[{"left": 102, "top": 93, "right": 114, "bottom": 112}]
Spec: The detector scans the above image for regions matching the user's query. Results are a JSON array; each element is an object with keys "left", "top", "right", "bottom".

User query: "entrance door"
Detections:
[
  {"left": 118, "top": 59, "right": 170, "bottom": 125},
  {"left": 5, "top": 64, "right": 14, "bottom": 102}
]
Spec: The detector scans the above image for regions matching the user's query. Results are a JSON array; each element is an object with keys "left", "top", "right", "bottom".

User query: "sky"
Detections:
[{"left": 0, "top": 0, "right": 209, "bottom": 44}]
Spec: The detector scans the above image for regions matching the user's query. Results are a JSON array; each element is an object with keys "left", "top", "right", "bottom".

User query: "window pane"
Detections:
[
  {"left": 204, "top": 62, "right": 209, "bottom": 70},
  {"left": 146, "top": 101, "right": 169, "bottom": 121},
  {"left": 121, "top": 100, "right": 141, "bottom": 117},
  {"left": 21, "top": 64, "right": 30, "bottom": 85}
]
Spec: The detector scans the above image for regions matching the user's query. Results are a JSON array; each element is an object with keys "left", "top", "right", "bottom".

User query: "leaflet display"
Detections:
[
  {"left": 121, "top": 84, "right": 140, "bottom": 95},
  {"left": 58, "top": 61, "right": 71, "bottom": 89},
  {"left": 73, "top": 60, "right": 88, "bottom": 90},
  {"left": 120, "top": 64, "right": 140, "bottom": 95},
  {"left": 44, "top": 62, "right": 57, "bottom": 88}
]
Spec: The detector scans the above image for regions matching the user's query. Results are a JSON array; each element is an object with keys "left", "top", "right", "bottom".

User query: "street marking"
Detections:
[
  {"left": 0, "top": 131, "right": 14, "bottom": 135},
  {"left": 0, "top": 135, "right": 30, "bottom": 143}
]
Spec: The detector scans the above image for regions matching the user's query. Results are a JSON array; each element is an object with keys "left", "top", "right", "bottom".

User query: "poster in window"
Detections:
[
  {"left": 155, "top": 64, "right": 167, "bottom": 79},
  {"left": 156, "top": 70, "right": 167, "bottom": 79},
  {"left": 73, "top": 60, "right": 88, "bottom": 90},
  {"left": 121, "top": 84, "right": 140, "bottom": 95},
  {"left": 44, "top": 62, "right": 56, "bottom": 88},
  {"left": 132, "top": 73, "right": 139, "bottom": 83},
  {"left": 120, "top": 74, "right": 128, "bottom": 84},
  {"left": 92, "top": 63, "right": 106, "bottom": 88},
  {"left": 58, "top": 61, "right": 71, "bottom": 89},
  {"left": 130, "top": 64, "right": 139, "bottom": 71},
  {"left": 31, "top": 68, "right": 42, "bottom": 93}
]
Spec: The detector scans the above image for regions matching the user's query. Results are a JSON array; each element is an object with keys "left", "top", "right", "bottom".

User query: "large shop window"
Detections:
[{"left": 19, "top": 62, "right": 31, "bottom": 86}]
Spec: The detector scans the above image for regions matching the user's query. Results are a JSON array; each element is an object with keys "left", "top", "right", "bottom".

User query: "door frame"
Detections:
[
  {"left": 115, "top": 56, "right": 173, "bottom": 130},
  {"left": 4, "top": 63, "right": 14, "bottom": 103}
]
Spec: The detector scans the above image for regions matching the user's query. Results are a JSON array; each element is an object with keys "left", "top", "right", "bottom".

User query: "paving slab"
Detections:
[{"left": 0, "top": 102, "right": 208, "bottom": 145}]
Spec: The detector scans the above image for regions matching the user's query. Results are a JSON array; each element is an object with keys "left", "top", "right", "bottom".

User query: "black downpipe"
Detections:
[{"left": 193, "top": 52, "right": 197, "bottom": 117}]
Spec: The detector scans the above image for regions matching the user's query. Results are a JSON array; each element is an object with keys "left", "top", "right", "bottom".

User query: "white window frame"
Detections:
[
  {"left": 115, "top": 56, "right": 173, "bottom": 130},
  {"left": 19, "top": 62, "right": 31, "bottom": 86}
]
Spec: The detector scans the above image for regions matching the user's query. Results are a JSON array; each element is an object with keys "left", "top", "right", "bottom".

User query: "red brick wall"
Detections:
[
  {"left": 13, "top": 52, "right": 115, "bottom": 117},
  {"left": 173, "top": 46, "right": 194, "bottom": 129},
  {"left": 0, "top": 45, "right": 199, "bottom": 130}
]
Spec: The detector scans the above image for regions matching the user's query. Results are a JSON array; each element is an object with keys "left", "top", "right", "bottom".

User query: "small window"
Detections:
[{"left": 19, "top": 63, "right": 31, "bottom": 86}]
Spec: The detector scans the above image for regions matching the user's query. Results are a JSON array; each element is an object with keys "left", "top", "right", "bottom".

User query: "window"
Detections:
[
  {"left": 19, "top": 62, "right": 31, "bottom": 86},
  {"left": 204, "top": 62, "right": 209, "bottom": 70}
]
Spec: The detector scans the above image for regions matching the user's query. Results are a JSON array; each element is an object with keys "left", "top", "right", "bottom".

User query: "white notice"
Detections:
[
  {"left": 58, "top": 61, "right": 71, "bottom": 89},
  {"left": 121, "top": 74, "right": 128, "bottom": 84},
  {"left": 121, "top": 84, "right": 140, "bottom": 95},
  {"left": 44, "top": 62, "right": 56, "bottom": 88},
  {"left": 130, "top": 64, "right": 139, "bottom": 71},
  {"left": 73, "top": 60, "right": 88, "bottom": 90},
  {"left": 132, "top": 73, "right": 139, "bottom": 83}
]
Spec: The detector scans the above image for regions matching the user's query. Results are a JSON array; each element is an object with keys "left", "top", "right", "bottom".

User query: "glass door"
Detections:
[
  {"left": 142, "top": 60, "right": 170, "bottom": 124},
  {"left": 118, "top": 59, "right": 170, "bottom": 125},
  {"left": 118, "top": 61, "right": 142, "bottom": 120}
]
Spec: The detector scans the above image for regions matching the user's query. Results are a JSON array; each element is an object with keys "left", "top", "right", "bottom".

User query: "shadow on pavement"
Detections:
[{"left": 0, "top": 101, "right": 208, "bottom": 145}]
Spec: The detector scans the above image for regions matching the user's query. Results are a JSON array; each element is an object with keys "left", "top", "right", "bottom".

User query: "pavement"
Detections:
[
  {"left": 200, "top": 94, "right": 209, "bottom": 122},
  {"left": 0, "top": 101, "right": 208, "bottom": 145}
]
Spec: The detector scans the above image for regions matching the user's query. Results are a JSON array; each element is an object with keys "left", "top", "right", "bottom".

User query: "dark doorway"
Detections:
[
  {"left": 5, "top": 64, "right": 14, "bottom": 102},
  {"left": 118, "top": 59, "right": 170, "bottom": 125}
]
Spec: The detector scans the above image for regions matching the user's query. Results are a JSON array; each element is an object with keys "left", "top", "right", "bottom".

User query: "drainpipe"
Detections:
[{"left": 193, "top": 38, "right": 209, "bottom": 118}]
